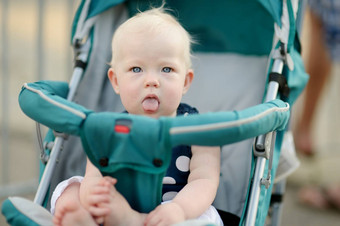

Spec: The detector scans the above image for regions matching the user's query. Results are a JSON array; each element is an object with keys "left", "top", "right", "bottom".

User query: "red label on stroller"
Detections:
[{"left": 114, "top": 119, "right": 132, "bottom": 133}]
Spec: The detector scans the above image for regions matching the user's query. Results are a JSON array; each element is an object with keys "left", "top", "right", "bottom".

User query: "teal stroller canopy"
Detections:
[{"left": 74, "top": 0, "right": 296, "bottom": 55}]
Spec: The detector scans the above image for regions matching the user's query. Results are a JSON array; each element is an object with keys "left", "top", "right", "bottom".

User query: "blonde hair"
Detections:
[{"left": 111, "top": 6, "right": 194, "bottom": 68}]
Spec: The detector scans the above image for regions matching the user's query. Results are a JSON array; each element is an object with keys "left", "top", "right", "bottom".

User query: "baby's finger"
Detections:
[
  {"left": 94, "top": 216, "right": 105, "bottom": 225},
  {"left": 87, "top": 194, "right": 110, "bottom": 205},
  {"left": 144, "top": 213, "right": 161, "bottom": 226},
  {"left": 88, "top": 206, "right": 110, "bottom": 217},
  {"left": 53, "top": 216, "right": 61, "bottom": 226},
  {"left": 91, "top": 185, "right": 111, "bottom": 194},
  {"left": 145, "top": 217, "right": 162, "bottom": 226},
  {"left": 103, "top": 176, "right": 117, "bottom": 185}
]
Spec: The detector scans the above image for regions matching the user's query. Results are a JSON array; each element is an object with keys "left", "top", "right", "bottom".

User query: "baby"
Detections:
[{"left": 52, "top": 6, "right": 222, "bottom": 226}]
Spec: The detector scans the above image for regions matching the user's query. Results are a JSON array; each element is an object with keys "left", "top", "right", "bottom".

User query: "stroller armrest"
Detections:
[
  {"left": 19, "top": 81, "right": 93, "bottom": 135},
  {"left": 18, "top": 80, "right": 290, "bottom": 213},
  {"left": 169, "top": 99, "right": 289, "bottom": 146}
]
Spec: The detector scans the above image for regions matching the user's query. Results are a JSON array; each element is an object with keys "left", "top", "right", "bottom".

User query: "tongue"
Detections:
[{"left": 142, "top": 98, "right": 159, "bottom": 112}]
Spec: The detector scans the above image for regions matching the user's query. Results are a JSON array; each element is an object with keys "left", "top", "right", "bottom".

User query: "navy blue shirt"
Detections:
[{"left": 161, "top": 103, "right": 198, "bottom": 201}]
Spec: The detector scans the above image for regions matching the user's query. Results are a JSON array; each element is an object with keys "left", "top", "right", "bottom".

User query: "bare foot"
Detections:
[
  {"left": 53, "top": 182, "right": 98, "bottom": 226},
  {"left": 53, "top": 198, "right": 97, "bottom": 226},
  {"left": 97, "top": 177, "right": 146, "bottom": 226}
]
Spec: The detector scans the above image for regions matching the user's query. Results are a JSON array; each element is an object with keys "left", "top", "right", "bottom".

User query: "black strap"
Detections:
[
  {"left": 75, "top": 59, "right": 87, "bottom": 70},
  {"left": 269, "top": 72, "right": 290, "bottom": 98},
  {"left": 270, "top": 193, "right": 284, "bottom": 204},
  {"left": 216, "top": 209, "right": 240, "bottom": 226}
]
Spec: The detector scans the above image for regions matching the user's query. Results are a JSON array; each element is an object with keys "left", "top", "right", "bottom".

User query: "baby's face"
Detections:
[{"left": 109, "top": 29, "right": 193, "bottom": 118}]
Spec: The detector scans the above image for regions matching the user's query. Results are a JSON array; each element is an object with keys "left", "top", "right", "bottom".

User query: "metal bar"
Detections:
[
  {"left": 1, "top": 0, "right": 10, "bottom": 185},
  {"left": 271, "top": 59, "right": 284, "bottom": 76},
  {"left": 34, "top": 136, "right": 64, "bottom": 204},
  {"left": 255, "top": 59, "right": 284, "bottom": 151},
  {"left": 33, "top": 1, "right": 91, "bottom": 205},
  {"left": 67, "top": 41, "right": 90, "bottom": 100},
  {"left": 246, "top": 58, "right": 284, "bottom": 225},
  {"left": 33, "top": 63, "right": 85, "bottom": 204},
  {"left": 68, "top": 68, "right": 84, "bottom": 101},
  {"left": 245, "top": 157, "right": 267, "bottom": 226}
]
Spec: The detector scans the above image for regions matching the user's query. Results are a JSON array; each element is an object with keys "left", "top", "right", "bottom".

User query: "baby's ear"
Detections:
[
  {"left": 108, "top": 68, "right": 120, "bottom": 94},
  {"left": 183, "top": 69, "right": 194, "bottom": 94}
]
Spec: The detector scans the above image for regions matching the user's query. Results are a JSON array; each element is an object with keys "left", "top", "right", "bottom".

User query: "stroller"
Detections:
[{"left": 1, "top": 0, "right": 308, "bottom": 225}]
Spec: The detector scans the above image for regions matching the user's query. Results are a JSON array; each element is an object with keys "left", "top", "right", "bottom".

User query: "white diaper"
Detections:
[
  {"left": 161, "top": 200, "right": 223, "bottom": 226},
  {"left": 50, "top": 176, "right": 223, "bottom": 225},
  {"left": 196, "top": 205, "right": 224, "bottom": 225},
  {"left": 50, "top": 176, "right": 84, "bottom": 215}
]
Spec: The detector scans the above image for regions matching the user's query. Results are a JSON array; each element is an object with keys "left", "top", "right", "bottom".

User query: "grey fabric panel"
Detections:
[
  {"left": 182, "top": 53, "right": 268, "bottom": 217},
  {"left": 75, "top": 4, "right": 126, "bottom": 112},
  {"left": 47, "top": 4, "right": 127, "bottom": 210},
  {"left": 9, "top": 197, "right": 53, "bottom": 226},
  {"left": 182, "top": 53, "right": 267, "bottom": 112}
]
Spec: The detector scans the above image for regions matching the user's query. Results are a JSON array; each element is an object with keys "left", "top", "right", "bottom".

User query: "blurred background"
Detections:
[
  {"left": 1, "top": 0, "right": 340, "bottom": 225},
  {"left": 0, "top": 0, "right": 78, "bottom": 224}
]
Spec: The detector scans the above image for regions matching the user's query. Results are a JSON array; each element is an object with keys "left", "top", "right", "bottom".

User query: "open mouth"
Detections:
[{"left": 142, "top": 95, "right": 160, "bottom": 112}]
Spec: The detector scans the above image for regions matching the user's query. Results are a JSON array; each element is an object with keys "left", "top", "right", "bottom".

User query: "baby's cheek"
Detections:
[{"left": 167, "top": 91, "right": 183, "bottom": 107}]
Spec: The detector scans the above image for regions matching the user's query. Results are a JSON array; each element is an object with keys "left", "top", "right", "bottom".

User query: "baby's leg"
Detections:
[
  {"left": 97, "top": 177, "right": 146, "bottom": 226},
  {"left": 53, "top": 182, "right": 97, "bottom": 226}
]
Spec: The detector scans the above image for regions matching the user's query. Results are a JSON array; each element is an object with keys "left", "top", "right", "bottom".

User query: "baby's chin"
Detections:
[
  {"left": 126, "top": 110, "right": 159, "bottom": 119},
  {"left": 142, "top": 111, "right": 162, "bottom": 119},
  {"left": 127, "top": 108, "right": 176, "bottom": 118},
  {"left": 143, "top": 110, "right": 176, "bottom": 119}
]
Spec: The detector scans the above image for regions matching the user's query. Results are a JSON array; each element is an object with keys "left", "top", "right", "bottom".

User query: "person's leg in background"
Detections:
[
  {"left": 296, "top": 0, "right": 340, "bottom": 210},
  {"left": 294, "top": 7, "right": 332, "bottom": 156}
]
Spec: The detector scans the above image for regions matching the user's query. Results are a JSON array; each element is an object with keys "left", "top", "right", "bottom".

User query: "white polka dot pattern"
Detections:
[
  {"left": 163, "top": 176, "right": 176, "bottom": 184},
  {"left": 162, "top": 191, "right": 178, "bottom": 201},
  {"left": 175, "top": 156, "right": 190, "bottom": 172}
]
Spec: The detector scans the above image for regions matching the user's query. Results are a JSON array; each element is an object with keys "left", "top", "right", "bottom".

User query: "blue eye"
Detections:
[
  {"left": 132, "top": 67, "right": 142, "bottom": 73},
  {"left": 162, "top": 67, "right": 172, "bottom": 73}
]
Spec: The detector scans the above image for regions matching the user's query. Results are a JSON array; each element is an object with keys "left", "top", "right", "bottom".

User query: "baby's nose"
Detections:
[{"left": 144, "top": 73, "right": 160, "bottom": 88}]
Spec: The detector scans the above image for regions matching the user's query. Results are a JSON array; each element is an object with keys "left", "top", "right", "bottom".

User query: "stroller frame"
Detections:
[{"left": 2, "top": 1, "right": 308, "bottom": 226}]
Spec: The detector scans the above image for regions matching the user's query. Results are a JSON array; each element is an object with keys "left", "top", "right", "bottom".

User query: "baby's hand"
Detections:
[
  {"left": 85, "top": 177, "right": 117, "bottom": 224},
  {"left": 144, "top": 202, "right": 186, "bottom": 226},
  {"left": 80, "top": 176, "right": 116, "bottom": 206}
]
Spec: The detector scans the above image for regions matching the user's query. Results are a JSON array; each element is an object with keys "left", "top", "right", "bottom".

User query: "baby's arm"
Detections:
[
  {"left": 53, "top": 181, "right": 83, "bottom": 225},
  {"left": 79, "top": 159, "right": 110, "bottom": 209},
  {"left": 81, "top": 160, "right": 148, "bottom": 225},
  {"left": 79, "top": 158, "right": 103, "bottom": 207},
  {"left": 145, "top": 145, "right": 220, "bottom": 225},
  {"left": 79, "top": 159, "right": 115, "bottom": 223},
  {"left": 53, "top": 160, "right": 115, "bottom": 225}
]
